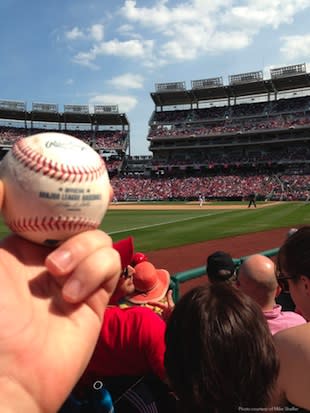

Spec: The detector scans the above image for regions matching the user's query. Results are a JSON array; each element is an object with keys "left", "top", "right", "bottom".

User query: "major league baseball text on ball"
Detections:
[{"left": 0, "top": 132, "right": 111, "bottom": 246}]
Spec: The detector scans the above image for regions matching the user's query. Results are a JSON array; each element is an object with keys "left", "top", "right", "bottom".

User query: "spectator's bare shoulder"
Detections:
[
  {"left": 274, "top": 322, "right": 310, "bottom": 349},
  {"left": 274, "top": 323, "right": 310, "bottom": 410}
]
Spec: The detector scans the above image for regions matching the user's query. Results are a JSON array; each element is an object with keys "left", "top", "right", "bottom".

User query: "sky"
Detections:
[{"left": 1, "top": 0, "right": 310, "bottom": 155}]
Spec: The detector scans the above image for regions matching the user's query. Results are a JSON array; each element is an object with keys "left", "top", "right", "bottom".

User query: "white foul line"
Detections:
[{"left": 108, "top": 211, "right": 227, "bottom": 235}]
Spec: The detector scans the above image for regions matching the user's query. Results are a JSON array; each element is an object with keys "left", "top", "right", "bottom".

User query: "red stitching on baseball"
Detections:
[
  {"left": 7, "top": 216, "right": 99, "bottom": 233},
  {"left": 12, "top": 138, "right": 106, "bottom": 182}
]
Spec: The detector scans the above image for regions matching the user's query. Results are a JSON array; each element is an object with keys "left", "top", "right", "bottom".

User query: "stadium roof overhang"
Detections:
[
  {"left": 150, "top": 90, "right": 193, "bottom": 106},
  {"left": 151, "top": 81, "right": 276, "bottom": 107},
  {"left": 228, "top": 80, "right": 274, "bottom": 97},
  {"left": 31, "top": 111, "right": 60, "bottom": 122},
  {"left": 63, "top": 112, "right": 92, "bottom": 124},
  {"left": 0, "top": 109, "right": 27, "bottom": 121},
  {"left": 0, "top": 108, "right": 130, "bottom": 127},
  {"left": 92, "top": 112, "right": 129, "bottom": 126},
  {"left": 190, "top": 86, "right": 230, "bottom": 100},
  {"left": 271, "top": 73, "right": 310, "bottom": 91},
  {"left": 151, "top": 72, "right": 310, "bottom": 109}
]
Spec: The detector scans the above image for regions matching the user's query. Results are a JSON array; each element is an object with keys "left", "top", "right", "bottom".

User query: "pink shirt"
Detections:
[{"left": 264, "top": 304, "right": 306, "bottom": 335}]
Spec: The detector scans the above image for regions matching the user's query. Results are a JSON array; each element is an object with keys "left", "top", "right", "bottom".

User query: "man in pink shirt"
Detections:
[{"left": 237, "top": 254, "right": 306, "bottom": 335}]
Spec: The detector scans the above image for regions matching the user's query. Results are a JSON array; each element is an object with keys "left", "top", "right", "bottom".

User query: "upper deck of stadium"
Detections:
[{"left": 150, "top": 63, "right": 310, "bottom": 108}]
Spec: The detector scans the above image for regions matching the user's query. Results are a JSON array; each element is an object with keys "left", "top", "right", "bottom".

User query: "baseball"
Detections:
[{"left": 0, "top": 132, "right": 111, "bottom": 246}]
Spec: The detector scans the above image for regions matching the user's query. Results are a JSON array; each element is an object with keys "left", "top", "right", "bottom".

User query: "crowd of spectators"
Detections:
[
  {"left": 151, "top": 95, "right": 310, "bottom": 126},
  {"left": 271, "top": 174, "right": 310, "bottom": 200},
  {"left": 0, "top": 126, "right": 128, "bottom": 151},
  {"left": 57, "top": 227, "right": 310, "bottom": 413},
  {"left": 112, "top": 175, "right": 288, "bottom": 200},
  {"left": 1, "top": 95, "right": 309, "bottom": 199},
  {"left": 111, "top": 174, "right": 310, "bottom": 201},
  {"left": 150, "top": 144, "right": 310, "bottom": 168},
  {"left": 148, "top": 113, "right": 310, "bottom": 139},
  {"left": 0, "top": 126, "right": 127, "bottom": 172},
  {"left": 148, "top": 96, "right": 310, "bottom": 172}
]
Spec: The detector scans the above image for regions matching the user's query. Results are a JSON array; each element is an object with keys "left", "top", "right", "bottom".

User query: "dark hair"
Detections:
[
  {"left": 208, "top": 268, "right": 236, "bottom": 283},
  {"left": 207, "top": 251, "right": 236, "bottom": 283},
  {"left": 164, "top": 283, "right": 279, "bottom": 413},
  {"left": 277, "top": 226, "right": 310, "bottom": 281}
]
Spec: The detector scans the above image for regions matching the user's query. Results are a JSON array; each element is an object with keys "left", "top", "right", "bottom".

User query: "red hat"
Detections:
[
  {"left": 131, "top": 252, "right": 148, "bottom": 266},
  {"left": 112, "top": 237, "right": 134, "bottom": 270},
  {"left": 126, "top": 261, "right": 170, "bottom": 304}
]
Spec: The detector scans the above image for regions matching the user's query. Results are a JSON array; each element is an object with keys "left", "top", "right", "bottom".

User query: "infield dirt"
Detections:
[{"left": 109, "top": 201, "right": 280, "bottom": 210}]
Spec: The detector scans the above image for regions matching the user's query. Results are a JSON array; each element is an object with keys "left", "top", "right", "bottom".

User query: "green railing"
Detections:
[{"left": 170, "top": 247, "right": 279, "bottom": 302}]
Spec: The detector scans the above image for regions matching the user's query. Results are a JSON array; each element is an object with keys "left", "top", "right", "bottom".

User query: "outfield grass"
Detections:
[
  {"left": 103, "top": 201, "right": 310, "bottom": 251},
  {"left": 0, "top": 202, "right": 309, "bottom": 252}
]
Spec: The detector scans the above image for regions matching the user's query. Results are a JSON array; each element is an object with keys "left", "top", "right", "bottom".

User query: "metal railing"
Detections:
[{"left": 170, "top": 247, "right": 280, "bottom": 302}]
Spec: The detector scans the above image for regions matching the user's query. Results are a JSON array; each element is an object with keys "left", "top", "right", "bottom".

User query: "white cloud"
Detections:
[
  {"left": 280, "top": 34, "right": 310, "bottom": 61},
  {"left": 65, "top": 24, "right": 104, "bottom": 42},
  {"left": 65, "top": 78, "right": 74, "bottom": 85},
  {"left": 120, "top": 0, "right": 204, "bottom": 28},
  {"left": 120, "top": 0, "right": 310, "bottom": 62},
  {"left": 119, "top": 0, "right": 253, "bottom": 63},
  {"left": 71, "top": 38, "right": 154, "bottom": 68},
  {"left": 72, "top": 49, "right": 100, "bottom": 69},
  {"left": 209, "top": 31, "right": 251, "bottom": 52},
  {"left": 117, "top": 24, "right": 141, "bottom": 38},
  {"left": 107, "top": 73, "right": 144, "bottom": 90},
  {"left": 88, "top": 24, "right": 104, "bottom": 42},
  {"left": 89, "top": 94, "right": 138, "bottom": 113},
  {"left": 221, "top": 0, "right": 310, "bottom": 32},
  {"left": 67, "top": 0, "right": 310, "bottom": 69},
  {"left": 94, "top": 39, "right": 153, "bottom": 57},
  {"left": 65, "top": 27, "right": 84, "bottom": 40}
]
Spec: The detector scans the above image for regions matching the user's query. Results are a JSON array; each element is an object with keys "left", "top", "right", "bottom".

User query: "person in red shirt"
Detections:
[
  {"left": 84, "top": 305, "right": 166, "bottom": 382},
  {"left": 79, "top": 251, "right": 167, "bottom": 383},
  {"left": 68, "top": 239, "right": 174, "bottom": 413}
]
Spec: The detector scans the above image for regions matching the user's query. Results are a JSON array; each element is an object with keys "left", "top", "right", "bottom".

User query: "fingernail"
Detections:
[
  {"left": 63, "top": 279, "right": 82, "bottom": 301},
  {"left": 48, "top": 250, "right": 72, "bottom": 272}
]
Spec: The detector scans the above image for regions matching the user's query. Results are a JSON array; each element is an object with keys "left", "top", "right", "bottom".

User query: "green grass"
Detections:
[
  {"left": 103, "top": 201, "right": 310, "bottom": 251},
  {"left": 1, "top": 202, "right": 309, "bottom": 252}
]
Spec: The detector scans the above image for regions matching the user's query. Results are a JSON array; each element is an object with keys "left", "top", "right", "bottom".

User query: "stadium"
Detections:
[
  {"left": 1, "top": 62, "right": 310, "bottom": 204},
  {"left": 0, "top": 61, "right": 309, "bottom": 287},
  {"left": 1, "top": 62, "right": 310, "bottom": 412}
]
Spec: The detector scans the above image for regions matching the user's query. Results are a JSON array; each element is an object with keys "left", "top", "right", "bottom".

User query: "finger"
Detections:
[
  {"left": 62, "top": 247, "right": 121, "bottom": 303},
  {"left": 166, "top": 290, "right": 175, "bottom": 307},
  {"left": 45, "top": 230, "right": 112, "bottom": 275}
]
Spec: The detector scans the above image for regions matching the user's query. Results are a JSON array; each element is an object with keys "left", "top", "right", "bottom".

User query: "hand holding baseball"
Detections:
[
  {"left": 0, "top": 132, "right": 112, "bottom": 246},
  {"left": 0, "top": 173, "right": 123, "bottom": 412},
  {"left": 0, "top": 229, "right": 121, "bottom": 412}
]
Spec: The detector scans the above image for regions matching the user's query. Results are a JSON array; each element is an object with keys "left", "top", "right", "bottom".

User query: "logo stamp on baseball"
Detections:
[{"left": 0, "top": 132, "right": 111, "bottom": 246}]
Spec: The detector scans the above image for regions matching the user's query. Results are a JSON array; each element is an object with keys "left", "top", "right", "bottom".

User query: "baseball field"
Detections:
[
  {"left": 0, "top": 200, "right": 308, "bottom": 278},
  {"left": 106, "top": 200, "right": 310, "bottom": 297},
  {"left": 105, "top": 200, "right": 309, "bottom": 250}
]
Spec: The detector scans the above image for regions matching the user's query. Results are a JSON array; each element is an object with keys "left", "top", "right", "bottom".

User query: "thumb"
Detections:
[{"left": 167, "top": 290, "right": 175, "bottom": 307}]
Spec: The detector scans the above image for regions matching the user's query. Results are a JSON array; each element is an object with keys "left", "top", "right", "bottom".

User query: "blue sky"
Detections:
[{"left": 1, "top": 0, "right": 310, "bottom": 155}]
